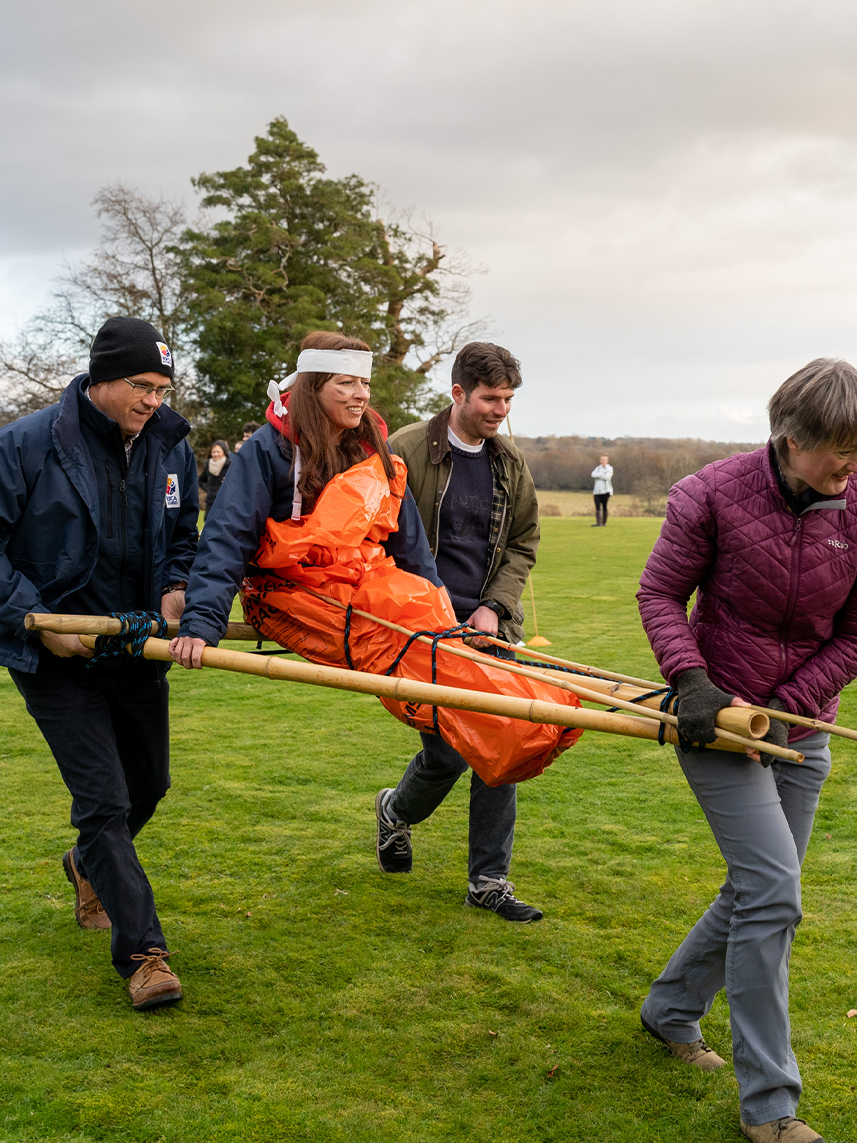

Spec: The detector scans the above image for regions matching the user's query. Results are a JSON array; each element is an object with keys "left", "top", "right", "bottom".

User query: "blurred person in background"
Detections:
[
  {"left": 591, "top": 453, "right": 613, "bottom": 526},
  {"left": 198, "top": 440, "right": 232, "bottom": 519}
]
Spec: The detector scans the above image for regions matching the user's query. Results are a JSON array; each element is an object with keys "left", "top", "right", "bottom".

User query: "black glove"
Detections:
[
  {"left": 675, "top": 667, "right": 735, "bottom": 746},
  {"left": 759, "top": 696, "right": 790, "bottom": 768}
]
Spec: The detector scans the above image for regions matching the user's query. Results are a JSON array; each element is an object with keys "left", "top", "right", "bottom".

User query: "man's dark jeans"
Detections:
[
  {"left": 387, "top": 643, "right": 517, "bottom": 884},
  {"left": 11, "top": 653, "right": 170, "bottom": 978}
]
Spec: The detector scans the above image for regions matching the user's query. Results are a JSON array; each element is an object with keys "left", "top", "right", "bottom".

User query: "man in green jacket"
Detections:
[{"left": 375, "top": 342, "right": 543, "bottom": 921}]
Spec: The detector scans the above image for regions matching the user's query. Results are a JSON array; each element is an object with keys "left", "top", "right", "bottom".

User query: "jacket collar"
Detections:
[
  {"left": 426, "top": 404, "right": 518, "bottom": 465},
  {"left": 766, "top": 439, "right": 848, "bottom": 515},
  {"left": 55, "top": 373, "right": 191, "bottom": 456}
]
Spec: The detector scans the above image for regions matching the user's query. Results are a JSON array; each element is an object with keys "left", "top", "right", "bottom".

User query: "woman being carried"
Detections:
[{"left": 170, "top": 332, "right": 580, "bottom": 787}]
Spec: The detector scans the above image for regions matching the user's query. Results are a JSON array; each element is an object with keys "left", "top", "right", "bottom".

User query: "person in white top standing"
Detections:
[{"left": 591, "top": 453, "right": 614, "bottom": 526}]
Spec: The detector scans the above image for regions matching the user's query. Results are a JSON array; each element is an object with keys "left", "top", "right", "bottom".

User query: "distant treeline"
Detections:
[{"left": 517, "top": 435, "right": 765, "bottom": 497}]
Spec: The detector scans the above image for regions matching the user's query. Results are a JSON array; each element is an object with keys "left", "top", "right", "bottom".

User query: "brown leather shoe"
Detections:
[
  {"left": 740, "top": 1117, "right": 824, "bottom": 1142},
  {"left": 127, "top": 948, "right": 182, "bottom": 1010},
  {"left": 62, "top": 849, "right": 111, "bottom": 930},
  {"left": 641, "top": 1014, "right": 726, "bottom": 1071}
]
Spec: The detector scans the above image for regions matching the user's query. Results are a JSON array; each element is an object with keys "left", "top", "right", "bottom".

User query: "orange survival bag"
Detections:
[{"left": 241, "top": 453, "right": 582, "bottom": 785}]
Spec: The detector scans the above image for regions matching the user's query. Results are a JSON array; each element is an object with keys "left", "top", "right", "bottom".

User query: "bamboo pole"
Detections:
[
  {"left": 465, "top": 628, "right": 668, "bottom": 689},
  {"left": 474, "top": 631, "right": 857, "bottom": 745},
  {"left": 28, "top": 608, "right": 768, "bottom": 743},
  {"left": 35, "top": 611, "right": 842, "bottom": 753},
  {"left": 552, "top": 673, "right": 769, "bottom": 740},
  {"left": 24, "top": 612, "right": 664, "bottom": 689},
  {"left": 293, "top": 589, "right": 768, "bottom": 742},
  {"left": 76, "top": 633, "right": 803, "bottom": 763},
  {"left": 26, "top": 613, "right": 263, "bottom": 642},
  {"left": 750, "top": 705, "right": 857, "bottom": 743}
]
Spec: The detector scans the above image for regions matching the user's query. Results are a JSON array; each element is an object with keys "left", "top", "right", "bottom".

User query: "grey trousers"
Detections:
[
  {"left": 386, "top": 730, "right": 517, "bottom": 884},
  {"left": 641, "top": 732, "right": 831, "bottom": 1125}
]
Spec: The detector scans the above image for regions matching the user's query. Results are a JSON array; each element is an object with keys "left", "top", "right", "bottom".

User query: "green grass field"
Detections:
[
  {"left": 2, "top": 518, "right": 855, "bottom": 1142},
  {"left": 535, "top": 490, "right": 666, "bottom": 517}
]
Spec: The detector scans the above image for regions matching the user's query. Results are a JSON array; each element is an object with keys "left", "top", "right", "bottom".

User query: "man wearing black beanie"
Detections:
[{"left": 0, "top": 315, "right": 199, "bottom": 1010}]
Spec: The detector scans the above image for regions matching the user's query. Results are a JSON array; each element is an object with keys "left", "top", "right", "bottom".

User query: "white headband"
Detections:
[{"left": 266, "top": 348, "right": 373, "bottom": 416}]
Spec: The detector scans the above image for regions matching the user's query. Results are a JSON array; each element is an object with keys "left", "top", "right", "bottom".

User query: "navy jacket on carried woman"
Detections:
[
  {"left": 179, "top": 421, "right": 441, "bottom": 647},
  {"left": 0, "top": 374, "right": 199, "bottom": 673}
]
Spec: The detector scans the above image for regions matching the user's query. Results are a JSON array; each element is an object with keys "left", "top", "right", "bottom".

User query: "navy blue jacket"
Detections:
[
  {"left": 0, "top": 375, "right": 199, "bottom": 673},
  {"left": 179, "top": 423, "right": 441, "bottom": 645}
]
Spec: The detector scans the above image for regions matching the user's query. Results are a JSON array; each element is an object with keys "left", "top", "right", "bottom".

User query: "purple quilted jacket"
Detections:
[{"left": 637, "top": 443, "right": 857, "bottom": 737}]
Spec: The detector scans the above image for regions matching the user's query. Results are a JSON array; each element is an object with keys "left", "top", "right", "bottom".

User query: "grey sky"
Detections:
[{"left": 4, "top": 0, "right": 857, "bottom": 439}]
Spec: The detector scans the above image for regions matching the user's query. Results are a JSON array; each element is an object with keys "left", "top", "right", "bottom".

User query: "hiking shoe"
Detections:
[
  {"left": 641, "top": 1013, "right": 726, "bottom": 1071},
  {"left": 127, "top": 948, "right": 182, "bottom": 1010},
  {"left": 740, "top": 1118, "right": 824, "bottom": 1143},
  {"left": 464, "top": 877, "right": 543, "bottom": 922},
  {"left": 62, "top": 849, "right": 111, "bottom": 930},
  {"left": 375, "top": 788, "right": 412, "bottom": 873}
]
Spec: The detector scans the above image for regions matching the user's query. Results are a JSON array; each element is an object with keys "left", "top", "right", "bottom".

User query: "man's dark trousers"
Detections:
[
  {"left": 386, "top": 645, "right": 516, "bottom": 883},
  {"left": 11, "top": 653, "right": 170, "bottom": 978}
]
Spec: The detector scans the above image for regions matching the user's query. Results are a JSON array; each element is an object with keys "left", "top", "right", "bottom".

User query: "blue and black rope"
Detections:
[
  {"left": 343, "top": 616, "right": 484, "bottom": 735},
  {"left": 520, "top": 659, "right": 687, "bottom": 751},
  {"left": 87, "top": 610, "right": 167, "bottom": 667}
]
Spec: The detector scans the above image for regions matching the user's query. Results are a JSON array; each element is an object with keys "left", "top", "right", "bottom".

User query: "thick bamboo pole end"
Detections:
[{"left": 714, "top": 706, "right": 769, "bottom": 740}]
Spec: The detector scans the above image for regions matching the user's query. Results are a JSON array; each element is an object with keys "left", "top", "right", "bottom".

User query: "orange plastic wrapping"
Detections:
[{"left": 241, "top": 453, "right": 582, "bottom": 785}]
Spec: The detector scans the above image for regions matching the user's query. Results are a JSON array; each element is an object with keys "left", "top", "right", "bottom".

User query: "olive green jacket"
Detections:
[{"left": 388, "top": 405, "right": 539, "bottom": 644}]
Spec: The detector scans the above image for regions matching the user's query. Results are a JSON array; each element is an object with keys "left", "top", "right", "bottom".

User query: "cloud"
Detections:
[{"left": 5, "top": 0, "right": 857, "bottom": 438}]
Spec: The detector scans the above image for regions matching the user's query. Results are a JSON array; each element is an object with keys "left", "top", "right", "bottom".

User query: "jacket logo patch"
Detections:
[
  {"left": 827, "top": 538, "right": 849, "bottom": 550},
  {"left": 165, "top": 474, "right": 180, "bottom": 508},
  {"left": 156, "top": 341, "right": 172, "bottom": 367}
]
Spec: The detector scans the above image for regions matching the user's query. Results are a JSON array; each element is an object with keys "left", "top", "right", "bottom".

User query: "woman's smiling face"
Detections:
[
  {"left": 783, "top": 438, "right": 857, "bottom": 497},
  {"left": 318, "top": 374, "right": 371, "bottom": 434}
]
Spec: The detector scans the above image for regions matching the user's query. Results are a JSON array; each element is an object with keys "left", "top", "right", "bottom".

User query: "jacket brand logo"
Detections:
[
  {"left": 828, "top": 538, "right": 849, "bottom": 550},
  {"left": 165, "top": 474, "right": 180, "bottom": 508}
]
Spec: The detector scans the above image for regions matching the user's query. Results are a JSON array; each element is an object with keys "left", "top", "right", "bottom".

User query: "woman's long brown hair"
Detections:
[{"left": 285, "top": 331, "right": 396, "bottom": 512}]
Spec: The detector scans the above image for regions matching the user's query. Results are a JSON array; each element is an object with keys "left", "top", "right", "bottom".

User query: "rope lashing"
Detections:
[
  {"left": 517, "top": 658, "right": 606, "bottom": 678},
  {"left": 604, "top": 684, "right": 691, "bottom": 751},
  {"left": 344, "top": 604, "right": 356, "bottom": 671},
  {"left": 607, "top": 685, "right": 692, "bottom": 752},
  {"left": 88, "top": 610, "right": 167, "bottom": 667},
  {"left": 521, "top": 667, "right": 690, "bottom": 749},
  {"left": 426, "top": 624, "right": 473, "bottom": 735},
  {"left": 657, "top": 688, "right": 694, "bottom": 752},
  {"left": 604, "top": 686, "right": 670, "bottom": 714},
  {"left": 342, "top": 616, "right": 487, "bottom": 735}
]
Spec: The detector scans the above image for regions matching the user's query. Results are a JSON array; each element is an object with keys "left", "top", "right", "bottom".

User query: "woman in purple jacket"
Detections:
[{"left": 637, "top": 359, "right": 857, "bottom": 1143}]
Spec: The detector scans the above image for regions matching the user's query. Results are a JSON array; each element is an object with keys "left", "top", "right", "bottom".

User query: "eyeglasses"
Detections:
[{"left": 122, "top": 378, "right": 175, "bottom": 400}]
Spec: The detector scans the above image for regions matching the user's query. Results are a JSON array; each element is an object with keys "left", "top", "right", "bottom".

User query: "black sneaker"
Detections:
[
  {"left": 464, "top": 877, "right": 543, "bottom": 922},
  {"left": 375, "top": 788, "right": 413, "bottom": 873}
]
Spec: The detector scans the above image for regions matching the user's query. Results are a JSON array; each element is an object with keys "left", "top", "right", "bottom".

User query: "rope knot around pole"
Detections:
[
  {"left": 342, "top": 617, "right": 491, "bottom": 736},
  {"left": 88, "top": 611, "right": 168, "bottom": 667}
]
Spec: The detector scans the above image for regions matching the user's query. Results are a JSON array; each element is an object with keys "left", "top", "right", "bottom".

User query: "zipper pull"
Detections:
[{"left": 120, "top": 479, "right": 126, "bottom": 494}]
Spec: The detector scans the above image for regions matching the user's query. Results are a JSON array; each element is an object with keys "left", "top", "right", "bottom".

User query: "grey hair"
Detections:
[{"left": 768, "top": 358, "right": 857, "bottom": 455}]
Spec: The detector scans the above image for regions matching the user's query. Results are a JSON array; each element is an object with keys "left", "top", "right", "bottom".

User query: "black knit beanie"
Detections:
[{"left": 89, "top": 316, "right": 175, "bottom": 384}]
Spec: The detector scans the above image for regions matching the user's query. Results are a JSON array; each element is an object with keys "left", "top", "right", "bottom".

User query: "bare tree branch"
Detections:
[
  {"left": 0, "top": 184, "right": 201, "bottom": 426},
  {"left": 372, "top": 204, "right": 494, "bottom": 388}
]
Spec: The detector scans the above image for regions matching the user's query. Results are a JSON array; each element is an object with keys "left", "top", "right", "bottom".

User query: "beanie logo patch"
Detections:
[
  {"left": 165, "top": 474, "right": 180, "bottom": 508},
  {"left": 156, "top": 342, "right": 172, "bottom": 368}
]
